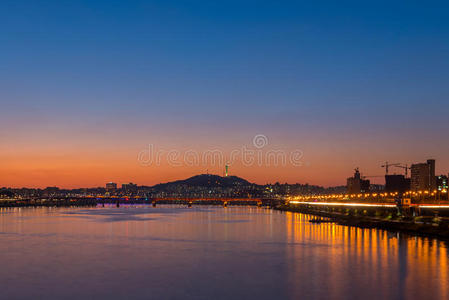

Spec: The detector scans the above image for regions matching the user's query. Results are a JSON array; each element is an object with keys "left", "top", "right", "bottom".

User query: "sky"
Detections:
[{"left": 1, "top": 0, "right": 449, "bottom": 188}]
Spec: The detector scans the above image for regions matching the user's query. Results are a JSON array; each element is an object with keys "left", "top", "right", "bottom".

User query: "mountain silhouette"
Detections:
[{"left": 153, "top": 174, "right": 253, "bottom": 189}]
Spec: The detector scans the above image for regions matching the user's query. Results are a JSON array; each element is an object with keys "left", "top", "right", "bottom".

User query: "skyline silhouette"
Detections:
[{"left": 2, "top": 1, "right": 449, "bottom": 188}]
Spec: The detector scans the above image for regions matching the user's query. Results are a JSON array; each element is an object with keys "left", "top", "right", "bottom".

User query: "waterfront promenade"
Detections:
[{"left": 280, "top": 200, "right": 449, "bottom": 239}]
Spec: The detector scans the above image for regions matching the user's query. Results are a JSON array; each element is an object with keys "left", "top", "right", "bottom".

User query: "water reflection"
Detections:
[
  {"left": 285, "top": 212, "right": 449, "bottom": 299},
  {"left": 0, "top": 206, "right": 447, "bottom": 299}
]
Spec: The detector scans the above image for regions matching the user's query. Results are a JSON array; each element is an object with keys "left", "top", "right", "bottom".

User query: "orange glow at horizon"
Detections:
[{"left": 2, "top": 132, "right": 448, "bottom": 189}]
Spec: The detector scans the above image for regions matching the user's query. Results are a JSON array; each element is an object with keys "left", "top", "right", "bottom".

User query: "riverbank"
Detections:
[
  {"left": 0, "top": 198, "right": 277, "bottom": 208},
  {"left": 0, "top": 198, "right": 98, "bottom": 208},
  {"left": 276, "top": 203, "right": 449, "bottom": 240}
]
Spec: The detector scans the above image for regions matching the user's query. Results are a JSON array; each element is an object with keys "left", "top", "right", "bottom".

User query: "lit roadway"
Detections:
[{"left": 288, "top": 201, "right": 449, "bottom": 209}]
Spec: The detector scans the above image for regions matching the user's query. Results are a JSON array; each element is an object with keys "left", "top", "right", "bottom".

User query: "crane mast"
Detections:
[{"left": 381, "top": 162, "right": 400, "bottom": 175}]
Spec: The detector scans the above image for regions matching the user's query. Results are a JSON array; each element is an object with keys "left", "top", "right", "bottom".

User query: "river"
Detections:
[{"left": 0, "top": 205, "right": 447, "bottom": 299}]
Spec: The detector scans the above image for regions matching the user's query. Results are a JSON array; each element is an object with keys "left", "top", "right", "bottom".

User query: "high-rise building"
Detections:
[
  {"left": 385, "top": 175, "right": 410, "bottom": 193},
  {"left": 437, "top": 175, "right": 448, "bottom": 191},
  {"left": 410, "top": 159, "right": 436, "bottom": 191},
  {"left": 347, "top": 168, "right": 370, "bottom": 194},
  {"left": 122, "top": 183, "right": 137, "bottom": 193},
  {"left": 106, "top": 182, "right": 117, "bottom": 191}
]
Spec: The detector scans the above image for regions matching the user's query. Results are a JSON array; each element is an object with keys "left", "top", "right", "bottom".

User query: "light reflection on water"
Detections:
[{"left": 0, "top": 205, "right": 447, "bottom": 300}]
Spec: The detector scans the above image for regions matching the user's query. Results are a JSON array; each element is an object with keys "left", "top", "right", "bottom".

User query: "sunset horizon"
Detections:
[
  {"left": 3, "top": 2, "right": 449, "bottom": 190},
  {"left": 1, "top": 1, "right": 449, "bottom": 299}
]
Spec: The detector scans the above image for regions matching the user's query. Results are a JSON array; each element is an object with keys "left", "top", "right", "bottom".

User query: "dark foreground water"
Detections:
[{"left": 0, "top": 205, "right": 448, "bottom": 300}]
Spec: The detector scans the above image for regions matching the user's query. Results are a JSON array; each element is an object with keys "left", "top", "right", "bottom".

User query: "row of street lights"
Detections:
[{"left": 289, "top": 189, "right": 448, "bottom": 203}]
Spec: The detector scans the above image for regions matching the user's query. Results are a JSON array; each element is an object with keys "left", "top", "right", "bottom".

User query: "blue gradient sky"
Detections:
[{"left": 1, "top": 1, "right": 449, "bottom": 188}]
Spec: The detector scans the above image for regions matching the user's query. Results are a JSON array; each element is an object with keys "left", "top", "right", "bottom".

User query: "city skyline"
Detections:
[
  {"left": 2, "top": 1, "right": 449, "bottom": 188},
  {"left": 2, "top": 156, "right": 448, "bottom": 190},
  {"left": 2, "top": 2, "right": 449, "bottom": 299},
  {"left": 2, "top": 149, "right": 448, "bottom": 188}
]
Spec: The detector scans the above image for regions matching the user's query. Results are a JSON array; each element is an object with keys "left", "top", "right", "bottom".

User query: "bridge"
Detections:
[
  {"left": 97, "top": 197, "right": 284, "bottom": 208},
  {"left": 0, "top": 196, "right": 285, "bottom": 208}
]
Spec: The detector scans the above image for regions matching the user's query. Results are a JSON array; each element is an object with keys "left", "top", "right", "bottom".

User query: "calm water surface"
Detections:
[{"left": 0, "top": 205, "right": 448, "bottom": 300}]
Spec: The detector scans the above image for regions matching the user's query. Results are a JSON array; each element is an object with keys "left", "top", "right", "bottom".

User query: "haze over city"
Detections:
[{"left": 2, "top": 1, "right": 449, "bottom": 188}]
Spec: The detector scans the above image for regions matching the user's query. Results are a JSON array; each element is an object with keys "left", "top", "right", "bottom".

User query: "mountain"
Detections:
[{"left": 153, "top": 174, "right": 253, "bottom": 189}]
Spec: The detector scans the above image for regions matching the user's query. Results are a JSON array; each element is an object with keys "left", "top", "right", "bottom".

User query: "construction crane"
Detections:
[
  {"left": 381, "top": 162, "right": 400, "bottom": 175},
  {"left": 393, "top": 164, "right": 411, "bottom": 177}
]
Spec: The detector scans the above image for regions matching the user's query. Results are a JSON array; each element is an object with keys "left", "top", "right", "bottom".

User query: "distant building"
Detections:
[
  {"left": 122, "top": 183, "right": 137, "bottom": 193},
  {"left": 42, "top": 187, "right": 60, "bottom": 197},
  {"left": 385, "top": 175, "right": 410, "bottom": 193},
  {"left": 410, "top": 159, "right": 436, "bottom": 191},
  {"left": 437, "top": 175, "right": 448, "bottom": 191},
  {"left": 106, "top": 182, "right": 117, "bottom": 191},
  {"left": 370, "top": 184, "right": 385, "bottom": 192},
  {"left": 347, "top": 168, "right": 370, "bottom": 194}
]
